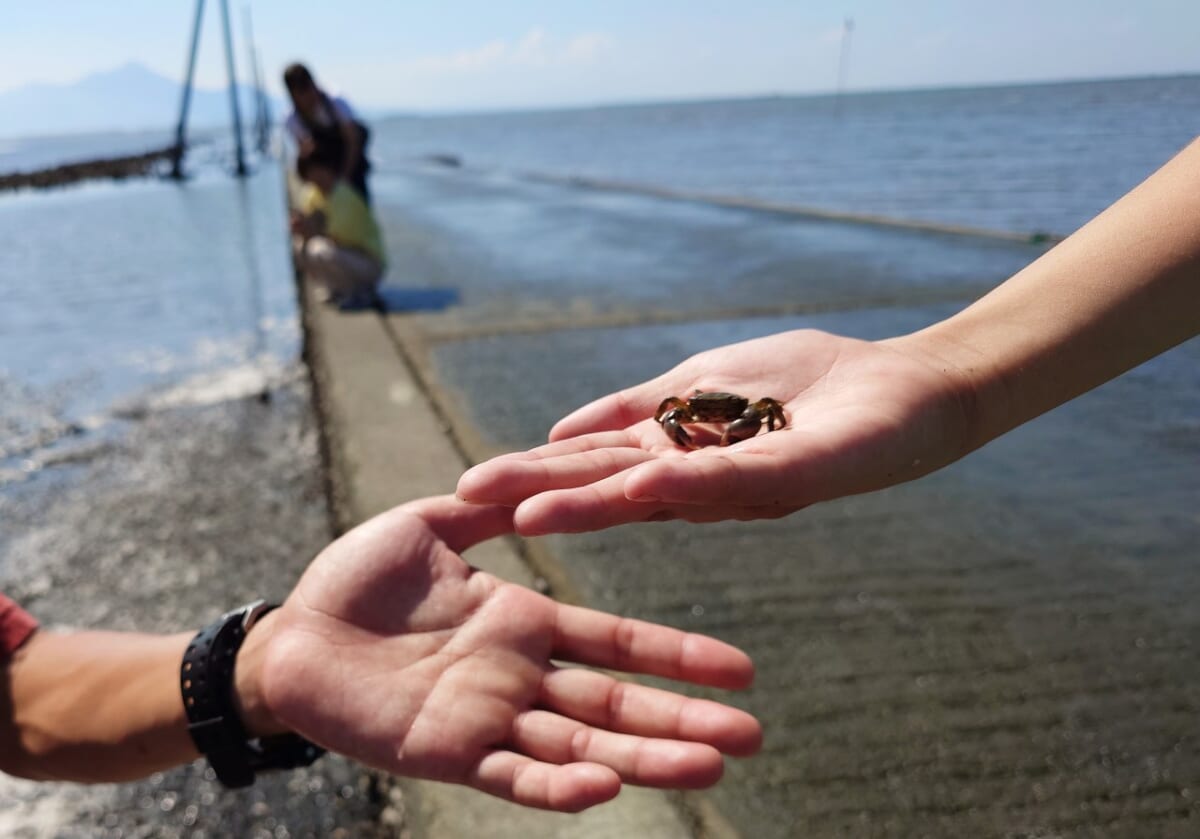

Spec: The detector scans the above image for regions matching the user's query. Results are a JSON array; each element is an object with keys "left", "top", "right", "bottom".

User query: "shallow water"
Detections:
[{"left": 0, "top": 164, "right": 298, "bottom": 482}]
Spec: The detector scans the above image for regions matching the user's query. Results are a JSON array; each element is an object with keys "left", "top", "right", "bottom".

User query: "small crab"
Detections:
[{"left": 654, "top": 391, "right": 787, "bottom": 449}]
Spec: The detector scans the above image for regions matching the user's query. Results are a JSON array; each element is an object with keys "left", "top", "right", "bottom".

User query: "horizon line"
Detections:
[
  {"left": 371, "top": 69, "right": 1200, "bottom": 120},
  {"left": 2, "top": 68, "right": 1196, "bottom": 143}
]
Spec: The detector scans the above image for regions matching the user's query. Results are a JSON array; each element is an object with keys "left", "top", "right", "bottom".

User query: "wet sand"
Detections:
[{"left": 0, "top": 378, "right": 390, "bottom": 838}]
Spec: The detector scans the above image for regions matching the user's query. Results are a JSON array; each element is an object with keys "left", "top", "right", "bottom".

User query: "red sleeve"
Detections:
[{"left": 0, "top": 592, "right": 38, "bottom": 659}]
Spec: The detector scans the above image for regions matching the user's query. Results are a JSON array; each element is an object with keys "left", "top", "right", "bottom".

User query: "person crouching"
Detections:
[{"left": 291, "top": 150, "right": 386, "bottom": 309}]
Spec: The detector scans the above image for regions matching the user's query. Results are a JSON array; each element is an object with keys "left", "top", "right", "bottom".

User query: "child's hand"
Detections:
[{"left": 458, "top": 329, "right": 976, "bottom": 534}]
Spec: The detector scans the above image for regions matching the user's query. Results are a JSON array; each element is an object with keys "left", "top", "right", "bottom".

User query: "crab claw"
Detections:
[
  {"left": 720, "top": 398, "right": 787, "bottom": 446},
  {"left": 654, "top": 397, "right": 688, "bottom": 422},
  {"left": 758, "top": 398, "right": 787, "bottom": 431},
  {"left": 720, "top": 415, "right": 761, "bottom": 446},
  {"left": 660, "top": 409, "right": 695, "bottom": 449}
]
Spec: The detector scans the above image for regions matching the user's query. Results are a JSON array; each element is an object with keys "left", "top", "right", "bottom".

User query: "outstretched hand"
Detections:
[
  {"left": 260, "top": 496, "right": 761, "bottom": 812},
  {"left": 457, "top": 329, "right": 976, "bottom": 533}
]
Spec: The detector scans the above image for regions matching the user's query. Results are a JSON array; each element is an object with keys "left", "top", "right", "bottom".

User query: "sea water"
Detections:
[
  {"left": 2, "top": 75, "right": 1198, "bottom": 473},
  {"left": 370, "top": 75, "right": 1200, "bottom": 236}
]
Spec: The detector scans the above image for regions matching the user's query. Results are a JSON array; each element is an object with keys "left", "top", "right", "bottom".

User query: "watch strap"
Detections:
[{"left": 181, "top": 600, "right": 324, "bottom": 788}]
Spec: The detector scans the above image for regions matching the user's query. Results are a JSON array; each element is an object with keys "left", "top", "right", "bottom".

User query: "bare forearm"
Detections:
[
  {"left": 2, "top": 630, "right": 196, "bottom": 781},
  {"left": 1, "top": 615, "right": 282, "bottom": 782},
  {"left": 898, "top": 136, "right": 1200, "bottom": 452}
]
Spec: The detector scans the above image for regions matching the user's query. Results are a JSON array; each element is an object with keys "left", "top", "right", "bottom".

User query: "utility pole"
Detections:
[
  {"left": 835, "top": 17, "right": 854, "bottom": 115},
  {"left": 171, "top": 0, "right": 205, "bottom": 178},
  {"left": 218, "top": 0, "right": 247, "bottom": 176}
]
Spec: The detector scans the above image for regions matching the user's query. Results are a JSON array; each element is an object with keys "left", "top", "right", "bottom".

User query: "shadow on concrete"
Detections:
[{"left": 377, "top": 286, "right": 460, "bottom": 312}]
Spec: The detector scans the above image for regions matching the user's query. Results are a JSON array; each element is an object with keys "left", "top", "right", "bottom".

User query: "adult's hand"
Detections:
[
  {"left": 256, "top": 496, "right": 761, "bottom": 812},
  {"left": 457, "top": 329, "right": 976, "bottom": 534}
]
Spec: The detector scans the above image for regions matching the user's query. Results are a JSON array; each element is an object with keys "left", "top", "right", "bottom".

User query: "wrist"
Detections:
[
  {"left": 233, "top": 609, "right": 288, "bottom": 738},
  {"left": 882, "top": 321, "right": 1004, "bottom": 458},
  {"left": 183, "top": 601, "right": 324, "bottom": 788}
]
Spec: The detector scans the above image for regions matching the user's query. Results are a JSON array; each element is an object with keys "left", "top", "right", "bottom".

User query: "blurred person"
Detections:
[
  {"left": 0, "top": 496, "right": 761, "bottom": 812},
  {"left": 283, "top": 63, "right": 371, "bottom": 202},
  {"left": 290, "top": 148, "right": 385, "bottom": 309},
  {"left": 457, "top": 137, "right": 1200, "bottom": 533}
]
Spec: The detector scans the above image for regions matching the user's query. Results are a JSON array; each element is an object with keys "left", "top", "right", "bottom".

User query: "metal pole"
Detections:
[
  {"left": 171, "top": 0, "right": 206, "bottom": 178},
  {"left": 219, "top": 0, "right": 247, "bottom": 176},
  {"left": 242, "top": 3, "right": 268, "bottom": 154}
]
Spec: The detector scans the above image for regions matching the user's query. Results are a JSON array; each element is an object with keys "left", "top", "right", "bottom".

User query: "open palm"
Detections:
[
  {"left": 457, "top": 329, "right": 975, "bottom": 533},
  {"left": 261, "top": 497, "right": 761, "bottom": 812}
]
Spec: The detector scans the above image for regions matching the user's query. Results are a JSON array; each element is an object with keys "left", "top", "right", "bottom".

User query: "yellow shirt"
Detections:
[{"left": 301, "top": 182, "right": 386, "bottom": 266}]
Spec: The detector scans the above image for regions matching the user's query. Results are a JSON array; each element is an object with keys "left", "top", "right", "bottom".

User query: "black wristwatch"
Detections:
[{"left": 181, "top": 600, "right": 324, "bottom": 788}]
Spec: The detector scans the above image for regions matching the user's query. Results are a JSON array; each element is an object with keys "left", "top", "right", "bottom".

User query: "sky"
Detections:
[{"left": 3, "top": 0, "right": 1199, "bottom": 112}]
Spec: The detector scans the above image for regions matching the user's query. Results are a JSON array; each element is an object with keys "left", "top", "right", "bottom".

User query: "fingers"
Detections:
[
  {"left": 552, "top": 604, "right": 755, "bottom": 690},
  {"left": 622, "top": 443, "right": 803, "bottom": 507},
  {"left": 514, "top": 471, "right": 675, "bottom": 534},
  {"left": 397, "top": 495, "right": 515, "bottom": 553},
  {"left": 548, "top": 385, "right": 663, "bottom": 442},
  {"left": 507, "top": 710, "right": 727, "bottom": 789},
  {"left": 509, "top": 465, "right": 799, "bottom": 534},
  {"left": 462, "top": 423, "right": 814, "bottom": 533},
  {"left": 458, "top": 440, "right": 653, "bottom": 506},
  {"left": 467, "top": 751, "right": 620, "bottom": 812},
  {"left": 465, "top": 686, "right": 758, "bottom": 812},
  {"left": 539, "top": 669, "right": 763, "bottom": 757},
  {"left": 509, "top": 425, "right": 841, "bottom": 533}
]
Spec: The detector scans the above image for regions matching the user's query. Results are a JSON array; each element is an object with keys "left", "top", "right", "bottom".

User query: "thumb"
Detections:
[
  {"left": 397, "top": 495, "right": 515, "bottom": 553},
  {"left": 549, "top": 381, "right": 677, "bottom": 441}
]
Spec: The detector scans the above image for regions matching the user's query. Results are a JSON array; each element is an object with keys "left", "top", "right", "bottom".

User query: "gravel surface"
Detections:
[{"left": 0, "top": 374, "right": 395, "bottom": 838}]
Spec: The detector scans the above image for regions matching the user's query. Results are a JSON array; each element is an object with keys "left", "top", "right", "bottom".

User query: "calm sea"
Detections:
[
  {"left": 370, "top": 75, "right": 1200, "bottom": 237},
  {"left": 1, "top": 75, "right": 1198, "bottom": 478}
]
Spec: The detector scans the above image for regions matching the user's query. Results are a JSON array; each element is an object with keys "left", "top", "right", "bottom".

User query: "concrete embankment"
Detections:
[
  {"left": 519, "top": 169, "right": 1064, "bottom": 245},
  {"left": 0, "top": 146, "right": 177, "bottom": 192}
]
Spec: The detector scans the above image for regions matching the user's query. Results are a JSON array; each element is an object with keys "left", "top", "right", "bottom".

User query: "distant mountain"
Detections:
[{"left": 0, "top": 62, "right": 285, "bottom": 139}]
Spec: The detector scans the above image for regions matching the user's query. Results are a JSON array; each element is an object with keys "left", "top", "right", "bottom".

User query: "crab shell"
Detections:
[{"left": 655, "top": 392, "right": 787, "bottom": 448}]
